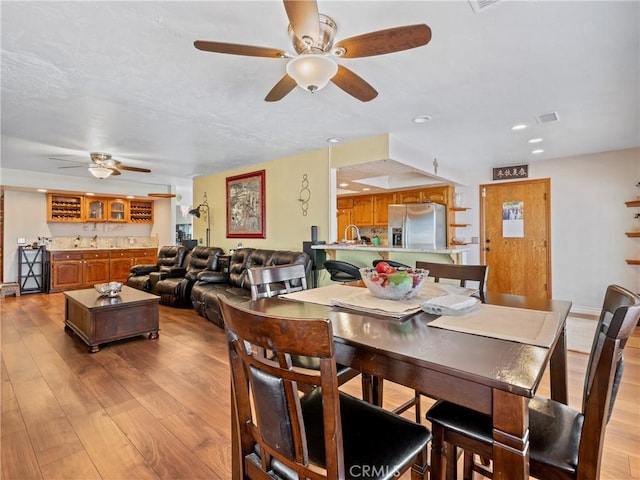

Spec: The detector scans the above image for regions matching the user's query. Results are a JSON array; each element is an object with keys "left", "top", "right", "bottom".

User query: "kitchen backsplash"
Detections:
[{"left": 47, "top": 235, "right": 159, "bottom": 250}]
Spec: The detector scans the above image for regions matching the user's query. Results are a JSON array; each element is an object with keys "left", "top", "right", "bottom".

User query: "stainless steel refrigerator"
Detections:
[{"left": 388, "top": 203, "right": 447, "bottom": 249}]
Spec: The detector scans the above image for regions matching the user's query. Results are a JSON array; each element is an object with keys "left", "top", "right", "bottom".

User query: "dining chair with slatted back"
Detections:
[
  {"left": 426, "top": 284, "right": 640, "bottom": 480},
  {"left": 218, "top": 296, "right": 432, "bottom": 480},
  {"left": 415, "top": 261, "right": 488, "bottom": 302},
  {"left": 247, "top": 262, "right": 361, "bottom": 392},
  {"left": 247, "top": 263, "right": 307, "bottom": 300}
]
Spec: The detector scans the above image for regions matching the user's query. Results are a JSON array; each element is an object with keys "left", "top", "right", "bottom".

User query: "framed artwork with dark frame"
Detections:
[{"left": 226, "top": 169, "right": 266, "bottom": 238}]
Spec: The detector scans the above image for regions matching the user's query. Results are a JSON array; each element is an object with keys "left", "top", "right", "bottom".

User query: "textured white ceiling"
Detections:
[{"left": 1, "top": 1, "right": 639, "bottom": 190}]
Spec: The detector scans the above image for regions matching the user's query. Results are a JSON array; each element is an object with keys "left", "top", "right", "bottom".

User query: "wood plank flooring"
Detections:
[{"left": 2, "top": 292, "right": 639, "bottom": 479}]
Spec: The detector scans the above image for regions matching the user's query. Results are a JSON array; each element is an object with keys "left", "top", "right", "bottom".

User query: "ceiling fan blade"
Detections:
[
  {"left": 331, "top": 65, "right": 378, "bottom": 102},
  {"left": 50, "top": 156, "right": 84, "bottom": 164},
  {"left": 117, "top": 165, "right": 151, "bottom": 173},
  {"left": 194, "top": 40, "right": 287, "bottom": 58},
  {"left": 283, "top": 0, "right": 320, "bottom": 44},
  {"left": 57, "top": 165, "right": 85, "bottom": 169},
  {"left": 265, "top": 74, "right": 298, "bottom": 102},
  {"left": 334, "top": 24, "right": 432, "bottom": 58},
  {"left": 109, "top": 168, "right": 122, "bottom": 176}
]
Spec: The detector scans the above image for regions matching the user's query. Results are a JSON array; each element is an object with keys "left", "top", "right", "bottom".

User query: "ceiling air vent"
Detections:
[
  {"left": 469, "top": 0, "right": 501, "bottom": 14},
  {"left": 536, "top": 111, "right": 560, "bottom": 124}
]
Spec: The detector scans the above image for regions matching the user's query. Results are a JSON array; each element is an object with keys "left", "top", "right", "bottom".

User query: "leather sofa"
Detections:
[
  {"left": 154, "top": 246, "right": 224, "bottom": 307},
  {"left": 191, "top": 248, "right": 311, "bottom": 328},
  {"left": 126, "top": 245, "right": 189, "bottom": 292}
]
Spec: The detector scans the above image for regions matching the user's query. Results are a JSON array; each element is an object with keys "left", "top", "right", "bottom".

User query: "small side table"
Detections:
[{"left": 218, "top": 255, "right": 231, "bottom": 273}]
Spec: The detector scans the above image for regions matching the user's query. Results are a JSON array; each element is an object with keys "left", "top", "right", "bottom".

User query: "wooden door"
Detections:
[
  {"left": 83, "top": 253, "right": 110, "bottom": 286},
  {"left": 480, "top": 179, "right": 551, "bottom": 299},
  {"left": 50, "top": 252, "right": 83, "bottom": 292}
]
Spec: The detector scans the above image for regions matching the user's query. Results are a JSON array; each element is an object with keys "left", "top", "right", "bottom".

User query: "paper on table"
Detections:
[
  {"left": 429, "top": 304, "right": 561, "bottom": 347},
  {"left": 424, "top": 294, "right": 479, "bottom": 310},
  {"left": 330, "top": 291, "right": 427, "bottom": 319},
  {"left": 420, "top": 282, "right": 477, "bottom": 298}
]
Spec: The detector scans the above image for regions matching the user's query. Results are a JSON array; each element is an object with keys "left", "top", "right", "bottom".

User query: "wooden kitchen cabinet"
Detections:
[
  {"left": 107, "top": 198, "right": 128, "bottom": 222},
  {"left": 352, "top": 195, "right": 374, "bottom": 225},
  {"left": 109, "top": 250, "right": 135, "bottom": 283},
  {"left": 50, "top": 251, "right": 84, "bottom": 292},
  {"left": 82, "top": 251, "right": 110, "bottom": 285},
  {"left": 47, "top": 194, "right": 85, "bottom": 222},
  {"left": 109, "top": 248, "right": 158, "bottom": 283},
  {"left": 129, "top": 200, "right": 154, "bottom": 223},
  {"left": 395, "top": 190, "right": 423, "bottom": 203},
  {"left": 85, "top": 197, "right": 107, "bottom": 222},
  {"left": 373, "top": 193, "right": 395, "bottom": 226},
  {"left": 50, "top": 250, "right": 109, "bottom": 292}
]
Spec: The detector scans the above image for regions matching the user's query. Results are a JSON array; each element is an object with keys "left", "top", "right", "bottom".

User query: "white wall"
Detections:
[
  {"left": 2, "top": 190, "right": 174, "bottom": 283},
  {"left": 459, "top": 148, "right": 639, "bottom": 313}
]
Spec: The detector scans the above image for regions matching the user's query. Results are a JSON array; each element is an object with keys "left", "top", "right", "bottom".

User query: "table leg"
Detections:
[
  {"left": 549, "top": 324, "right": 568, "bottom": 404},
  {"left": 492, "top": 389, "right": 529, "bottom": 480}
]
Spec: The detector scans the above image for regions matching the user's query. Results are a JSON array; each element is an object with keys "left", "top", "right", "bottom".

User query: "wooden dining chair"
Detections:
[
  {"left": 247, "top": 263, "right": 307, "bottom": 300},
  {"left": 218, "top": 296, "right": 432, "bottom": 480},
  {"left": 415, "top": 261, "right": 488, "bottom": 302},
  {"left": 425, "top": 284, "right": 640, "bottom": 480},
  {"left": 247, "top": 263, "right": 361, "bottom": 390}
]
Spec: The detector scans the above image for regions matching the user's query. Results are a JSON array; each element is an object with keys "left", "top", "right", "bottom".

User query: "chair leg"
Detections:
[
  {"left": 463, "top": 451, "right": 474, "bottom": 480},
  {"left": 446, "top": 444, "right": 458, "bottom": 480},
  {"left": 410, "top": 445, "right": 429, "bottom": 480},
  {"left": 430, "top": 425, "right": 446, "bottom": 480}
]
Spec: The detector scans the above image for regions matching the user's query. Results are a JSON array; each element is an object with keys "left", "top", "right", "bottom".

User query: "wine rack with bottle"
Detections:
[
  {"left": 129, "top": 200, "right": 154, "bottom": 223},
  {"left": 47, "top": 194, "right": 84, "bottom": 222}
]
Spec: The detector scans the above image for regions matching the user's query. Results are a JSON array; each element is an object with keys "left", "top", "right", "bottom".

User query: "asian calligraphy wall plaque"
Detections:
[{"left": 492, "top": 164, "right": 529, "bottom": 181}]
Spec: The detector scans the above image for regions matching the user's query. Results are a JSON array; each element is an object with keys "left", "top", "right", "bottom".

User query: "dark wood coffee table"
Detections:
[{"left": 64, "top": 285, "right": 160, "bottom": 353}]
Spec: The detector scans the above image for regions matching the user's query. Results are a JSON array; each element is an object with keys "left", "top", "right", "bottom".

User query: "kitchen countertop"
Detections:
[
  {"left": 47, "top": 246, "right": 158, "bottom": 252},
  {"left": 311, "top": 243, "right": 470, "bottom": 255}
]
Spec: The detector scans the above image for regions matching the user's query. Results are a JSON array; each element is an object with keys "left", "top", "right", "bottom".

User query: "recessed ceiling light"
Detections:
[
  {"left": 528, "top": 138, "right": 543, "bottom": 144},
  {"left": 126, "top": 195, "right": 135, "bottom": 199},
  {"left": 339, "top": 183, "right": 349, "bottom": 187},
  {"left": 412, "top": 115, "right": 432, "bottom": 123},
  {"left": 362, "top": 187, "right": 371, "bottom": 191},
  {"left": 86, "top": 192, "right": 95, "bottom": 196},
  {"left": 532, "top": 149, "right": 545, "bottom": 154},
  {"left": 511, "top": 124, "right": 527, "bottom": 131},
  {"left": 327, "top": 137, "right": 343, "bottom": 144},
  {"left": 37, "top": 188, "right": 47, "bottom": 192}
]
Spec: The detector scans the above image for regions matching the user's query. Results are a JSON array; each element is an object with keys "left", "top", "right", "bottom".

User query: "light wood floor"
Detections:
[{"left": 1, "top": 293, "right": 638, "bottom": 479}]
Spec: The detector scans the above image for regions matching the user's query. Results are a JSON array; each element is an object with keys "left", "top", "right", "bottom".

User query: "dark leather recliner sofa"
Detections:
[
  {"left": 126, "top": 245, "right": 189, "bottom": 292},
  {"left": 154, "top": 246, "right": 224, "bottom": 307},
  {"left": 191, "top": 248, "right": 312, "bottom": 328}
]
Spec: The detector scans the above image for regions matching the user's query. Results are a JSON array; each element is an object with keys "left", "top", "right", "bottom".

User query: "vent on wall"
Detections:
[
  {"left": 536, "top": 111, "right": 560, "bottom": 124},
  {"left": 469, "top": 0, "right": 501, "bottom": 14}
]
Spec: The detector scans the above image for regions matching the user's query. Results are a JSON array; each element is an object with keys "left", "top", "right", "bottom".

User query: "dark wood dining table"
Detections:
[{"left": 231, "top": 290, "right": 571, "bottom": 480}]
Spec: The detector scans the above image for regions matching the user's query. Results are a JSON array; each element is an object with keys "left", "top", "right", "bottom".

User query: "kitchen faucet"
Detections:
[{"left": 344, "top": 224, "right": 361, "bottom": 242}]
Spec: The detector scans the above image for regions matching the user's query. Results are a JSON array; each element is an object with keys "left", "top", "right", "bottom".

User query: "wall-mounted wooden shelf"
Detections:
[
  {"left": 626, "top": 259, "right": 640, "bottom": 265},
  {"left": 625, "top": 232, "right": 640, "bottom": 237},
  {"left": 450, "top": 223, "right": 471, "bottom": 228},
  {"left": 450, "top": 207, "right": 470, "bottom": 212},
  {"left": 625, "top": 200, "right": 640, "bottom": 207}
]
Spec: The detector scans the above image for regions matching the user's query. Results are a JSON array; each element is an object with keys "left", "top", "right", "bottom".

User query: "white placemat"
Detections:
[{"left": 428, "top": 304, "right": 561, "bottom": 347}]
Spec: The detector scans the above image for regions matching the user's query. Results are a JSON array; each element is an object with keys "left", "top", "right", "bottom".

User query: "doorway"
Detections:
[{"left": 480, "top": 178, "right": 551, "bottom": 299}]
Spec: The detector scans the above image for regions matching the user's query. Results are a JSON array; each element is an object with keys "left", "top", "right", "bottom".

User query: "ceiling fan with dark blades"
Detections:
[
  {"left": 50, "top": 152, "right": 151, "bottom": 179},
  {"left": 194, "top": 0, "right": 431, "bottom": 102}
]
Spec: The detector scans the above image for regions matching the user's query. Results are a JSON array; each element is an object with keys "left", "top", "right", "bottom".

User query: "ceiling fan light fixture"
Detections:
[
  {"left": 88, "top": 166, "right": 113, "bottom": 179},
  {"left": 286, "top": 54, "right": 338, "bottom": 93}
]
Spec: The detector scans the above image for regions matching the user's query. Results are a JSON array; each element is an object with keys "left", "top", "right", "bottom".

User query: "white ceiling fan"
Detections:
[{"left": 50, "top": 152, "right": 151, "bottom": 179}]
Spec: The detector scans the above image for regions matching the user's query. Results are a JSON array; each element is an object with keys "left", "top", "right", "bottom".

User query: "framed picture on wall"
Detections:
[{"left": 226, "top": 169, "right": 266, "bottom": 238}]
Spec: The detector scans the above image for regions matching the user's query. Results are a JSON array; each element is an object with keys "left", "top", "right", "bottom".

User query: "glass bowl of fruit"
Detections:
[{"left": 359, "top": 263, "right": 428, "bottom": 300}]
